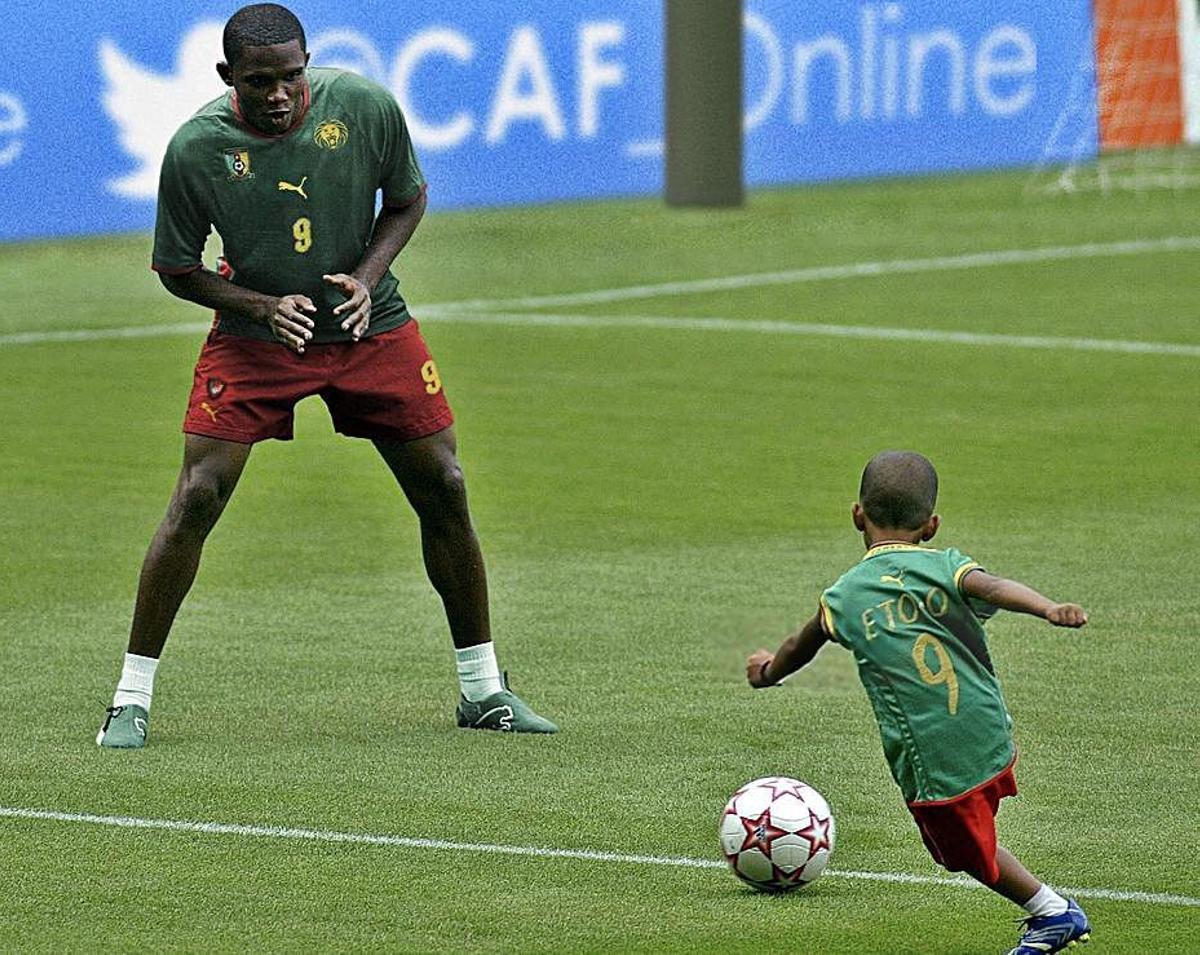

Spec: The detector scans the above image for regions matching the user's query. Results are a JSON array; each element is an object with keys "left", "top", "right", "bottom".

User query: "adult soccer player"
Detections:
[
  {"left": 745, "top": 452, "right": 1091, "bottom": 955},
  {"left": 97, "top": 3, "right": 557, "bottom": 747}
]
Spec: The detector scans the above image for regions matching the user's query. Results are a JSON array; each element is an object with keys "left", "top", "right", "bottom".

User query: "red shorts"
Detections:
[
  {"left": 182, "top": 320, "right": 454, "bottom": 444},
  {"left": 907, "top": 758, "right": 1018, "bottom": 886}
]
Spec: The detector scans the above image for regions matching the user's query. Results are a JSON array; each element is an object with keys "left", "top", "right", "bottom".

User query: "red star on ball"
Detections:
[
  {"left": 770, "top": 861, "right": 812, "bottom": 888},
  {"left": 738, "top": 808, "right": 789, "bottom": 856},
  {"left": 796, "top": 811, "right": 833, "bottom": 854},
  {"left": 761, "top": 778, "right": 804, "bottom": 800}
]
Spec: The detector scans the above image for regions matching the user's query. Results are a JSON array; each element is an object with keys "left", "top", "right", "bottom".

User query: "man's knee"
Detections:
[
  {"left": 167, "top": 469, "right": 231, "bottom": 536},
  {"left": 411, "top": 460, "right": 469, "bottom": 519}
]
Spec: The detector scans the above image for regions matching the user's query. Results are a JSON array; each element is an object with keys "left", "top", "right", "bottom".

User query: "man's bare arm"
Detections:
[
  {"left": 160, "top": 268, "right": 315, "bottom": 353},
  {"left": 354, "top": 190, "right": 427, "bottom": 290},
  {"left": 324, "top": 189, "right": 428, "bottom": 340},
  {"left": 746, "top": 613, "right": 830, "bottom": 688},
  {"left": 960, "top": 569, "right": 1088, "bottom": 628}
]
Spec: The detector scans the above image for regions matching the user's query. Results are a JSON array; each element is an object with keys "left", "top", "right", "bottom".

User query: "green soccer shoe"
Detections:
[
  {"left": 456, "top": 674, "right": 558, "bottom": 734},
  {"left": 96, "top": 704, "right": 149, "bottom": 749}
]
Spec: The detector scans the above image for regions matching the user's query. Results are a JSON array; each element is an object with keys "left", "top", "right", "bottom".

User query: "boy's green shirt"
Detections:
[
  {"left": 820, "top": 543, "right": 1015, "bottom": 803},
  {"left": 152, "top": 68, "right": 425, "bottom": 344}
]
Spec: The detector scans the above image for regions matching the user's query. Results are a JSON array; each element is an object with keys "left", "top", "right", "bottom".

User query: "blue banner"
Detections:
[
  {"left": 744, "top": 0, "right": 1097, "bottom": 184},
  {"left": 0, "top": 1, "right": 1096, "bottom": 242}
]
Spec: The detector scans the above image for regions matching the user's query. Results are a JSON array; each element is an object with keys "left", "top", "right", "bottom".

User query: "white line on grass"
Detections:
[
  {"left": 0, "top": 322, "right": 212, "bottom": 345},
  {"left": 2, "top": 807, "right": 1197, "bottom": 908},
  {"left": 2, "top": 312, "right": 1197, "bottom": 357},
  {"left": 417, "top": 311, "right": 1200, "bottom": 357},
  {"left": 3, "top": 235, "right": 1198, "bottom": 350},
  {"left": 428, "top": 236, "right": 1200, "bottom": 312}
]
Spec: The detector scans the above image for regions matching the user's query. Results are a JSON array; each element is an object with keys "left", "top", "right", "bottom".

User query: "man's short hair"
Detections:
[
  {"left": 859, "top": 451, "right": 939, "bottom": 530},
  {"left": 223, "top": 3, "right": 306, "bottom": 66}
]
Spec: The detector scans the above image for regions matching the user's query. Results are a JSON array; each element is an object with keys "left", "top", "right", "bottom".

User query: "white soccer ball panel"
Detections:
[
  {"left": 733, "top": 786, "right": 772, "bottom": 818},
  {"left": 768, "top": 793, "right": 809, "bottom": 831},
  {"left": 801, "top": 848, "right": 831, "bottom": 882},
  {"left": 767, "top": 834, "right": 812, "bottom": 871},
  {"left": 718, "top": 811, "right": 746, "bottom": 856},
  {"left": 734, "top": 848, "right": 774, "bottom": 884}
]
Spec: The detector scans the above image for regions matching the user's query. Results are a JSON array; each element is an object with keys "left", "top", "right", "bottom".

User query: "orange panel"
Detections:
[{"left": 1094, "top": 0, "right": 1184, "bottom": 149}]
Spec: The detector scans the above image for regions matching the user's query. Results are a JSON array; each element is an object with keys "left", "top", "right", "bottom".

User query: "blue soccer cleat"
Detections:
[{"left": 1007, "top": 899, "right": 1091, "bottom": 955}]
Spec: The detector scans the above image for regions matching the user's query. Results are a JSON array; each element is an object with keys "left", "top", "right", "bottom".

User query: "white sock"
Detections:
[
  {"left": 1023, "top": 884, "right": 1069, "bottom": 918},
  {"left": 456, "top": 643, "right": 502, "bottom": 702},
  {"left": 112, "top": 652, "right": 159, "bottom": 711}
]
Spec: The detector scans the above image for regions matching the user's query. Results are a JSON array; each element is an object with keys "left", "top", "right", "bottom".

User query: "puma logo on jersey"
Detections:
[
  {"left": 880, "top": 571, "right": 906, "bottom": 587},
  {"left": 200, "top": 401, "right": 220, "bottom": 422},
  {"left": 278, "top": 176, "right": 308, "bottom": 199}
]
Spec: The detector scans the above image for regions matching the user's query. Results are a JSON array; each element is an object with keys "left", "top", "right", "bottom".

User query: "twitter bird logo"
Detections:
[{"left": 99, "top": 22, "right": 226, "bottom": 199}]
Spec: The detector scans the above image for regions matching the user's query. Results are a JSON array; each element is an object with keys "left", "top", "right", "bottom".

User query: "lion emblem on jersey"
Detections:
[{"left": 314, "top": 120, "right": 349, "bottom": 150}]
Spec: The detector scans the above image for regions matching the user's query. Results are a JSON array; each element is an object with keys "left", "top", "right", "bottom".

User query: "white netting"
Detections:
[{"left": 1029, "top": 0, "right": 1200, "bottom": 196}]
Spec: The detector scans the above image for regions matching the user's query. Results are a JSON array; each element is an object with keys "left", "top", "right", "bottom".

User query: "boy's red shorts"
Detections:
[
  {"left": 182, "top": 319, "right": 454, "bottom": 444},
  {"left": 906, "top": 758, "right": 1018, "bottom": 886}
]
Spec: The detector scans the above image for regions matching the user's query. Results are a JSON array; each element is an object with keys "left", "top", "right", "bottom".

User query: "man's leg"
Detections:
[
  {"left": 374, "top": 427, "right": 488, "bottom": 650},
  {"left": 991, "top": 846, "right": 1045, "bottom": 905},
  {"left": 129, "top": 435, "right": 252, "bottom": 656},
  {"left": 98, "top": 435, "right": 251, "bottom": 747},
  {"left": 991, "top": 846, "right": 1090, "bottom": 955},
  {"left": 374, "top": 426, "right": 556, "bottom": 733}
]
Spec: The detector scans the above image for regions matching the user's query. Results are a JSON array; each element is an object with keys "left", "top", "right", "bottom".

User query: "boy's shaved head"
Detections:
[{"left": 859, "top": 451, "right": 938, "bottom": 530}]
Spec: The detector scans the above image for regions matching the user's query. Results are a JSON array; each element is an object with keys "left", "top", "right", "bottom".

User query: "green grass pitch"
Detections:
[{"left": 1, "top": 169, "right": 1198, "bottom": 952}]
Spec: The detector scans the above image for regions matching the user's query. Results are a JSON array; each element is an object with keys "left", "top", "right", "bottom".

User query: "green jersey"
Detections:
[
  {"left": 152, "top": 68, "right": 425, "bottom": 344},
  {"left": 819, "top": 544, "right": 1015, "bottom": 803}
]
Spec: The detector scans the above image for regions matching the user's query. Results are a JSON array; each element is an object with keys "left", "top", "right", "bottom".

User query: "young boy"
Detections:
[{"left": 746, "top": 451, "right": 1091, "bottom": 955}]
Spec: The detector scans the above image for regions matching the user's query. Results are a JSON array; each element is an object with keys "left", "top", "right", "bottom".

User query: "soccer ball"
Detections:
[{"left": 718, "top": 776, "right": 835, "bottom": 892}]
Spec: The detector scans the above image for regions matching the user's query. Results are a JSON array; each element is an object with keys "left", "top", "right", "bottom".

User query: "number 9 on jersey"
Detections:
[{"left": 292, "top": 217, "right": 312, "bottom": 253}]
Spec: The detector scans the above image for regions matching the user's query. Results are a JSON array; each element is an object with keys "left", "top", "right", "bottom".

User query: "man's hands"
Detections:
[
  {"left": 324, "top": 273, "right": 371, "bottom": 340},
  {"left": 268, "top": 294, "right": 316, "bottom": 353},
  {"left": 263, "top": 275, "right": 371, "bottom": 353},
  {"left": 746, "top": 650, "right": 778, "bottom": 688},
  {"left": 1045, "top": 603, "right": 1088, "bottom": 628},
  {"left": 962, "top": 570, "right": 1089, "bottom": 629},
  {"left": 745, "top": 615, "right": 828, "bottom": 690}
]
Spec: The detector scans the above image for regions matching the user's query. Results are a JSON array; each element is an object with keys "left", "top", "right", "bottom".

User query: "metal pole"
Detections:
[{"left": 665, "top": 0, "right": 744, "bottom": 206}]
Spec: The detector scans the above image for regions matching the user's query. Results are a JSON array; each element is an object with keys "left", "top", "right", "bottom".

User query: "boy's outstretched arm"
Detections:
[
  {"left": 747, "top": 612, "right": 829, "bottom": 688},
  {"left": 960, "top": 570, "right": 1088, "bottom": 627}
]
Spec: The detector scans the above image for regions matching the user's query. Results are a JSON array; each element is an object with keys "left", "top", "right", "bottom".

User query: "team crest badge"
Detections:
[
  {"left": 206, "top": 378, "right": 226, "bottom": 399},
  {"left": 224, "top": 148, "right": 254, "bottom": 181},
  {"left": 314, "top": 120, "right": 349, "bottom": 150}
]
